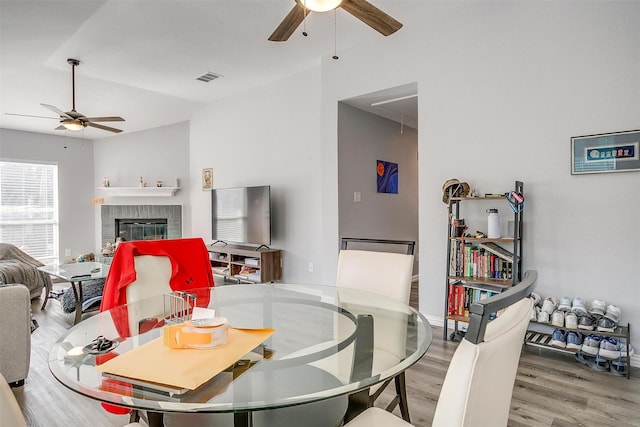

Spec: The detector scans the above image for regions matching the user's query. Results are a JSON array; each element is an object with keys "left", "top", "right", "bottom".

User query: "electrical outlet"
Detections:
[
  {"left": 65, "top": 249, "right": 72, "bottom": 256},
  {"left": 308, "top": 262, "right": 314, "bottom": 273}
]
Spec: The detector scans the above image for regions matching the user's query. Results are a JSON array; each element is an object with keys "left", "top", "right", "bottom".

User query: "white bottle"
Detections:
[{"left": 487, "top": 208, "right": 500, "bottom": 238}]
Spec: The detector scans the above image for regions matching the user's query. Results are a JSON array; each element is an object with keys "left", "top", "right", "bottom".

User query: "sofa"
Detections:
[
  {"left": 0, "top": 243, "right": 52, "bottom": 301},
  {"left": 0, "top": 284, "right": 31, "bottom": 386}
]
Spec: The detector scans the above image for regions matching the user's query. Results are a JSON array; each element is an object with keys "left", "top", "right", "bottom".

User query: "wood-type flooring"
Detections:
[{"left": 9, "top": 282, "right": 640, "bottom": 426}]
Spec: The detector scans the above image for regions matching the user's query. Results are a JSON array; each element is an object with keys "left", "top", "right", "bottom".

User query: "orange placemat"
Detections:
[{"left": 95, "top": 327, "right": 274, "bottom": 390}]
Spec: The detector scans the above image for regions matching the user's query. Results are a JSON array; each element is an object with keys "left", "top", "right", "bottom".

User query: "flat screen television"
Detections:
[{"left": 211, "top": 185, "right": 271, "bottom": 247}]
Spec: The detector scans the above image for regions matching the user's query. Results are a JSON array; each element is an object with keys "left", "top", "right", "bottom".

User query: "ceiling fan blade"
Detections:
[
  {"left": 86, "top": 122, "right": 123, "bottom": 133},
  {"left": 54, "top": 125, "right": 67, "bottom": 131},
  {"left": 4, "top": 112, "right": 59, "bottom": 120},
  {"left": 340, "top": 0, "right": 402, "bottom": 36},
  {"left": 268, "top": 4, "right": 306, "bottom": 41},
  {"left": 83, "top": 116, "right": 125, "bottom": 122},
  {"left": 41, "top": 103, "right": 72, "bottom": 118}
]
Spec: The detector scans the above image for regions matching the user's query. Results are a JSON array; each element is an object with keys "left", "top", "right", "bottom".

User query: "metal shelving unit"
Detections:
[{"left": 443, "top": 181, "right": 524, "bottom": 341}]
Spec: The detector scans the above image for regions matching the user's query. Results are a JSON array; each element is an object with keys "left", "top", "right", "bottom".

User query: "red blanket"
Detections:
[{"left": 100, "top": 238, "right": 214, "bottom": 313}]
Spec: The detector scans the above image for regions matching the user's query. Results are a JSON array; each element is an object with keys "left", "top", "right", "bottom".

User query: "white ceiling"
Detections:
[{"left": 0, "top": 1, "right": 418, "bottom": 140}]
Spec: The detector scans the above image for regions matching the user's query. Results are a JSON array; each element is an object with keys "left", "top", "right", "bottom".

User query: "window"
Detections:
[{"left": 0, "top": 160, "right": 59, "bottom": 264}]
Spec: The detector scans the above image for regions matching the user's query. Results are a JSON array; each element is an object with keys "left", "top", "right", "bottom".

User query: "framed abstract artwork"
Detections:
[
  {"left": 571, "top": 130, "right": 640, "bottom": 175},
  {"left": 376, "top": 160, "right": 398, "bottom": 194}
]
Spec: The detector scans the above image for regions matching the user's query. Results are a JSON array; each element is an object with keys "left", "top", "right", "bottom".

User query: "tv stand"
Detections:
[{"left": 208, "top": 245, "right": 281, "bottom": 284}]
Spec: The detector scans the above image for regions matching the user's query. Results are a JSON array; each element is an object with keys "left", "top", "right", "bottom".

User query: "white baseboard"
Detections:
[{"left": 631, "top": 354, "right": 640, "bottom": 368}]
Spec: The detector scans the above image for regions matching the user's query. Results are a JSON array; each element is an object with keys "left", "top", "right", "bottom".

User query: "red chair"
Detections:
[{"left": 97, "top": 237, "right": 214, "bottom": 416}]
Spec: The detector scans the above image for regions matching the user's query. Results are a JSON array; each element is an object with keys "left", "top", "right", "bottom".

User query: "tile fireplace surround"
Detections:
[{"left": 101, "top": 205, "right": 182, "bottom": 248}]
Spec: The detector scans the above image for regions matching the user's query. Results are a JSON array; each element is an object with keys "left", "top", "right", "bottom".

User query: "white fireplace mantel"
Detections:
[{"left": 97, "top": 186, "right": 180, "bottom": 197}]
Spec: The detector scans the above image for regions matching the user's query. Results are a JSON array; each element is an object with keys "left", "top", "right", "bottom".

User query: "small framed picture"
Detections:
[
  {"left": 571, "top": 130, "right": 640, "bottom": 175},
  {"left": 202, "top": 168, "right": 213, "bottom": 190}
]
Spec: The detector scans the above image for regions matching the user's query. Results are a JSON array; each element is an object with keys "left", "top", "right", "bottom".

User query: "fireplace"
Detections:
[
  {"left": 116, "top": 218, "right": 168, "bottom": 242},
  {"left": 101, "top": 205, "right": 182, "bottom": 248}
]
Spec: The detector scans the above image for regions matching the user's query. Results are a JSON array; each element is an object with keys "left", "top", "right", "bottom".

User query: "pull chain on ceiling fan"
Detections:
[
  {"left": 268, "top": 0, "right": 402, "bottom": 42},
  {"left": 39, "top": 58, "right": 125, "bottom": 134}
]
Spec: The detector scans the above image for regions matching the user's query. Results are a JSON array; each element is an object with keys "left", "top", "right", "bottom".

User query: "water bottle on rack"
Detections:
[{"left": 487, "top": 208, "right": 500, "bottom": 238}]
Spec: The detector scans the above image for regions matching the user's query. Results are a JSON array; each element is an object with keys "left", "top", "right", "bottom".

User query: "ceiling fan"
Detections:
[
  {"left": 39, "top": 58, "right": 125, "bottom": 134},
  {"left": 269, "top": 0, "right": 402, "bottom": 42}
]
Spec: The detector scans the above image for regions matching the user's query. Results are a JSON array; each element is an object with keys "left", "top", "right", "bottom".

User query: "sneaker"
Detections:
[
  {"left": 599, "top": 337, "right": 621, "bottom": 360},
  {"left": 566, "top": 331, "right": 583, "bottom": 351},
  {"left": 530, "top": 305, "right": 540, "bottom": 322},
  {"left": 596, "top": 317, "right": 617, "bottom": 332},
  {"left": 551, "top": 310, "right": 565, "bottom": 328},
  {"left": 581, "top": 334, "right": 602, "bottom": 356},
  {"left": 590, "top": 354, "right": 610, "bottom": 372},
  {"left": 571, "top": 298, "right": 588, "bottom": 316},
  {"left": 588, "top": 299, "right": 606, "bottom": 318},
  {"left": 557, "top": 296, "right": 572, "bottom": 312},
  {"left": 537, "top": 309, "right": 550, "bottom": 324},
  {"left": 604, "top": 304, "right": 621, "bottom": 323},
  {"left": 610, "top": 356, "right": 628, "bottom": 377},
  {"left": 565, "top": 312, "right": 578, "bottom": 330},
  {"left": 529, "top": 292, "right": 541, "bottom": 307},
  {"left": 541, "top": 297, "right": 557, "bottom": 315},
  {"left": 550, "top": 329, "right": 567, "bottom": 348},
  {"left": 578, "top": 315, "right": 595, "bottom": 331}
]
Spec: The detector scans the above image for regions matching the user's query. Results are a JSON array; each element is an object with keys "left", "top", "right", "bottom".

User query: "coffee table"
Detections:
[{"left": 38, "top": 261, "right": 110, "bottom": 324}]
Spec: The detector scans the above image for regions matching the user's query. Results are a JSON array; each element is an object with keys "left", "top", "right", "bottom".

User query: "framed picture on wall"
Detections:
[
  {"left": 571, "top": 130, "right": 640, "bottom": 175},
  {"left": 377, "top": 160, "right": 398, "bottom": 194},
  {"left": 202, "top": 168, "right": 213, "bottom": 190}
]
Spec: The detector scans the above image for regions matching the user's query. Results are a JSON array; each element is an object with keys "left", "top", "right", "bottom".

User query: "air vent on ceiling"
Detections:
[{"left": 196, "top": 72, "right": 223, "bottom": 83}]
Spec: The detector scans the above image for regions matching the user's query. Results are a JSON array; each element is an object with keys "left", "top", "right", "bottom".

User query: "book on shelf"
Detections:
[{"left": 477, "top": 242, "right": 514, "bottom": 263}]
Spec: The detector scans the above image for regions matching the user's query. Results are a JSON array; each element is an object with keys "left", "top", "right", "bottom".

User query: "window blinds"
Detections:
[{"left": 0, "top": 160, "right": 59, "bottom": 264}]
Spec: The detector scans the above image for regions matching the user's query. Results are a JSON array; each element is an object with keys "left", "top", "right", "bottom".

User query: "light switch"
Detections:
[{"left": 354, "top": 192, "right": 361, "bottom": 203}]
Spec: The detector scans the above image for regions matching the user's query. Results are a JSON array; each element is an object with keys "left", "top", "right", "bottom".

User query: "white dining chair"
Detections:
[
  {"left": 343, "top": 270, "right": 538, "bottom": 427},
  {"left": 336, "top": 246, "right": 414, "bottom": 421}
]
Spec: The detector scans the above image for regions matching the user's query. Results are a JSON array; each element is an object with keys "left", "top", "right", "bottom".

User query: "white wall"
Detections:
[
  {"left": 92, "top": 121, "right": 191, "bottom": 246},
  {"left": 337, "top": 103, "right": 419, "bottom": 272},
  {"left": 189, "top": 67, "right": 323, "bottom": 283},
  {"left": 316, "top": 1, "right": 640, "bottom": 347},
  {"left": 0, "top": 129, "right": 95, "bottom": 261}
]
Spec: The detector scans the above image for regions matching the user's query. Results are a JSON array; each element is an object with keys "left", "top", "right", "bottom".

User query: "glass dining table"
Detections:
[{"left": 48, "top": 284, "right": 432, "bottom": 427}]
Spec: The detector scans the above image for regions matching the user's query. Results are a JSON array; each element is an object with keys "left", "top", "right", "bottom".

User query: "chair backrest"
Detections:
[
  {"left": 432, "top": 270, "right": 537, "bottom": 427},
  {"left": 336, "top": 249, "right": 414, "bottom": 305},
  {"left": 124, "top": 255, "right": 173, "bottom": 335},
  {"left": 100, "top": 238, "right": 214, "bottom": 338},
  {"left": 0, "top": 284, "right": 31, "bottom": 385},
  {"left": 0, "top": 372, "right": 27, "bottom": 427}
]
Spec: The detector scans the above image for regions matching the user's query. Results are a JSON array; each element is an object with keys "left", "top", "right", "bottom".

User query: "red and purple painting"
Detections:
[{"left": 376, "top": 160, "right": 398, "bottom": 194}]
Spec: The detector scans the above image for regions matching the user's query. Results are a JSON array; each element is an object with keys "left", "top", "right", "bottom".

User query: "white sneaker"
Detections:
[
  {"left": 530, "top": 305, "right": 540, "bottom": 322},
  {"left": 604, "top": 304, "right": 621, "bottom": 323},
  {"left": 541, "top": 297, "right": 557, "bottom": 315},
  {"left": 551, "top": 310, "right": 565, "bottom": 328},
  {"left": 537, "top": 309, "right": 550, "bottom": 324},
  {"left": 588, "top": 299, "right": 606, "bottom": 318},
  {"left": 529, "top": 292, "right": 541, "bottom": 307},
  {"left": 557, "top": 296, "right": 572, "bottom": 312},
  {"left": 565, "top": 312, "right": 578, "bottom": 330}
]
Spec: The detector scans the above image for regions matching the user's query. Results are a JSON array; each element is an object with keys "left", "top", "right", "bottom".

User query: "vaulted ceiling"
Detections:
[{"left": 0, "top": 1, "right": 417, "bottom": 140}]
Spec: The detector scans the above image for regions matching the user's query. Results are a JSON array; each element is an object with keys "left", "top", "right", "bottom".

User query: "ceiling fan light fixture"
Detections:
[
  {"left": 300, "top": 0, "right": 342, "bottom": 12},
  {"left": 62, "top": 119, "right": 84, "bottom": 131}
]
